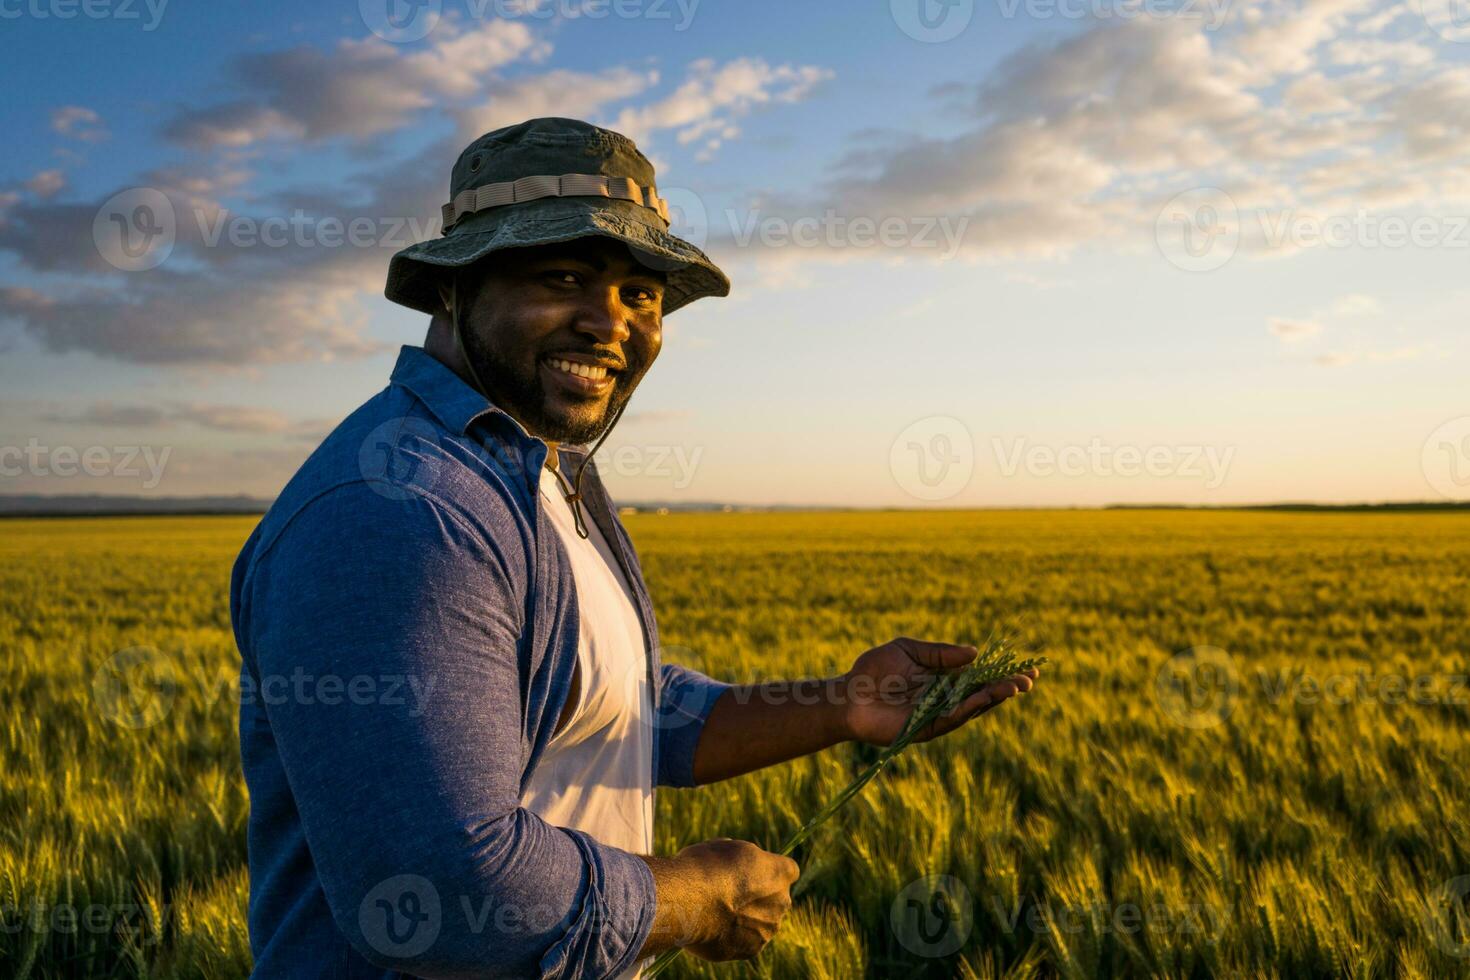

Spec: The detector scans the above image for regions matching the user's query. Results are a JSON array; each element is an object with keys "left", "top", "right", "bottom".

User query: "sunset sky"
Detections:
[{"left": 1, "top": 0, "right": 1467, "bottom": 507}]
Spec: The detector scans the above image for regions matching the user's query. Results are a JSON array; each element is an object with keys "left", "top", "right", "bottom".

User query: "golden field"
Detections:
[{"left": 2, "top": 510, "right": 1467, "bottom": 978}]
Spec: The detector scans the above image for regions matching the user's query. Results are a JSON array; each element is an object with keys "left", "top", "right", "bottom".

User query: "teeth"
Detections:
[{"left": 547, "top": 357, "right": 608, "bottom": 380}]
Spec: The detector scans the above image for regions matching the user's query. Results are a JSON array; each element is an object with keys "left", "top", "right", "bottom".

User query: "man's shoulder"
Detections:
[{"left": 237, "top": 383, "right": 542, "bottom": 581}]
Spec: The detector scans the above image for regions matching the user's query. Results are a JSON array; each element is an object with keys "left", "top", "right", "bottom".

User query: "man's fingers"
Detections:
[{"left": 893, "top": 636, "right": 977, "bottom": 670}]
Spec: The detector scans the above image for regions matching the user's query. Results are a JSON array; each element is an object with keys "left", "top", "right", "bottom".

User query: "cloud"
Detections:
[
  {"left": 1231, "top": 0, "right": 1377, "bottom": 76},
  {"left": 39, "top": 399, "right": 333, "bottom": 438},
  {"left": 0, "top": 272, "right": 385, "bottom": 367},
  {"left": 51, "top": 106, "right": 108, "bottom": 142},
  {"left": 454, "top": 66, "right": 658, "bottom": 139},
  {"left": 24, "top": 170, "right": 65, "bottom": 199},
  {"left": 3, "top": 27, "right": 828, "bottom": 370},
  {"left": 1314, "top": 346, "right": 1423, "bottom": 367},
  {"left": 1329, "top": 293, "right": 1381, "bottom": 315},
  {"left": 1269, "top": 293, "right": 1383, "bottom": 348},
  {"left": 41, "top": 402, "right": 170, "bottom": 427},
  {"left": 611, "top": 58, "right": 833, "bottom": 160},
  {"left": 1327, "top": 38, "right": 1433, "bottom": 68},
  {"left": 620, "top": 409, "right": 693, "bottom": 425},
  {"left": 1268, "top": 317, "right": 1323, "bottom": 340},
  {"left": 705, "top": 7, "right": 1470, "bottom": 272},
  {"left": 165, "top": 21, "right": 547, "bottom": 147}
]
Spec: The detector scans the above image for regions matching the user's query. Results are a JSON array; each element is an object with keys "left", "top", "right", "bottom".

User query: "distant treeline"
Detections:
[{"left": 1106, "top": 501, "right": 1470, "bottom": 513}]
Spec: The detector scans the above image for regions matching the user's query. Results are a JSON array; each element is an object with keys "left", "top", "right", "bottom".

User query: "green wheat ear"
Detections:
[{"left": 646, "top": 630, "right": 1045, "bottom": 977}]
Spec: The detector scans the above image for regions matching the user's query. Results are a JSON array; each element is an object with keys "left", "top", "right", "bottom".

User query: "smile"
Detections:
[
  {"left": 545, "top": 356, "right": 612, "bottom": 381},
  {"left": 540, "top": 355, "right": 619, "bottom": 396}
]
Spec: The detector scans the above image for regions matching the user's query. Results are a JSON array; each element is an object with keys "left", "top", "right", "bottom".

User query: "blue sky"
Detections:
[{"left": 2, "top": 0, "right": 1468, "bottom": 506}]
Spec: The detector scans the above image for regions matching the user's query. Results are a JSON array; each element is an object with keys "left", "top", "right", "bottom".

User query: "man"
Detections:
[{"left": 231, "top": 117, "right": 1038, "bottom": 978}]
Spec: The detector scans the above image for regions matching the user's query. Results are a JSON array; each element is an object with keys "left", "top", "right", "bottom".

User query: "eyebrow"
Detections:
[{"left": 536, "top": 248, "right": 666, "bottom": 286}]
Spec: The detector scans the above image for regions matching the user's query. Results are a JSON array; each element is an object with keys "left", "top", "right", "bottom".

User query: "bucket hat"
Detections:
[{"left": 385, "top": 117, "right": 729, "bottom": 316}]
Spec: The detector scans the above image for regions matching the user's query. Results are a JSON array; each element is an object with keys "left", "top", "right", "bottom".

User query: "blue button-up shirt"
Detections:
[{"left": 230, "top": 345, "right": 731, "bottom": 979}]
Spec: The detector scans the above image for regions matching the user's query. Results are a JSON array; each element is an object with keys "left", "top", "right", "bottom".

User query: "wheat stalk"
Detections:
[{"left": 645, "top": 632, "right": 1046, "bottom": 977}]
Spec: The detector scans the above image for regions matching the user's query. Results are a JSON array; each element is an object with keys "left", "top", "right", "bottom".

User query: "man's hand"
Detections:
[
  {"left": 838, "top": 636, "right": 1039, "bottom": 747},
  {"left": 639, "top": 839, "right": 798, "bottom": 962}
]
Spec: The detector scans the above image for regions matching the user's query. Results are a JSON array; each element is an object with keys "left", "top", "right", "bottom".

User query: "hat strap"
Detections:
[{"left": 441, "top": 173, "right": 670, "bottom": 233}]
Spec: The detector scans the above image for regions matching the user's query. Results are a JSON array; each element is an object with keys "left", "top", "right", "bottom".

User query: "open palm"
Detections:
[{"left": 840, "top": 636, "right": 1038, "bottom": 747}]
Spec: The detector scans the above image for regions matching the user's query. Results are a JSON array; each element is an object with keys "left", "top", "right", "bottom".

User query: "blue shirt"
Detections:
[{"left": 230, "top": 345, "right": 731, "bottom": 979}]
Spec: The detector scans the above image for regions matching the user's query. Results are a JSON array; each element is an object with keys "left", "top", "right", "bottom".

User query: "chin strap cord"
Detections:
[
  {"left": 447, "top": 273, "right": 627, "bottom": 540},
  {"left": 545, "top": 397, "right": 628, "bottom": 540}
]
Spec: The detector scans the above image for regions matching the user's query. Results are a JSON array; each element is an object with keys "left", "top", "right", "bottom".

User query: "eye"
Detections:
[
  {"left": 623, "top": 285, "right": 661, "bottom": 308},
  {"left": 542, "top": 269, "right": 581, "bottom": 288}
]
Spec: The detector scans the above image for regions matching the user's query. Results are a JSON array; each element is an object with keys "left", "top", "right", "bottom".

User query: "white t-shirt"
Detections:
[{"left": 521, "top": 458, "right": 655, "bottom": 865}]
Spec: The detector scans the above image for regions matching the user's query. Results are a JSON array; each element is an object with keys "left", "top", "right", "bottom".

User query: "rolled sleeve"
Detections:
[
  {"left": 239, "top": 482, "right": 655, "bottom": 979},
  {"left": 654, "top": 662, "right": 732, "bottom": 788}
]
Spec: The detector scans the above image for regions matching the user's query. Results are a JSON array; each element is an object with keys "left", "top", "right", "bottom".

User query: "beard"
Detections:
[{"left": 461, "top": 320, "right": 642, "bottom": 445}]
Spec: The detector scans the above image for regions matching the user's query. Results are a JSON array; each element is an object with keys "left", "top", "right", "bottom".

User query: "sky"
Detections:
[{"left": 1, "top": 0, "right": 1468, "bottom": 508}]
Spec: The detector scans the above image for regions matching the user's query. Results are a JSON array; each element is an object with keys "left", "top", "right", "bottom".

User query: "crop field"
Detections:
[{"left": 2, "top": 510, "right": 1468, "bottom": 978}]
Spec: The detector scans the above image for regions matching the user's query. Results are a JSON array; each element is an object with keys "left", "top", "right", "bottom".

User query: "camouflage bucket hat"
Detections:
[{"left": 385, "top": 117, "right": 730, "bottom": 317}]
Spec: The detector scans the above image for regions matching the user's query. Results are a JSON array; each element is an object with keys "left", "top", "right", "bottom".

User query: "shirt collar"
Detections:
[{"left": 389, "top": 345, "right": 516, "bottom": 438}]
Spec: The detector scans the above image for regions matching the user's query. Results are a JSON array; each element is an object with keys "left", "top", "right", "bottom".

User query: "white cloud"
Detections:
[
  {"left": 50, "top": 105, "right": 108, "bottom": 141},
  {"left": 455, "top": 66, "right": 657, "bottom": 139},
  {"left": 1314, "top": 346, "right": 1423, "bottom": 367},
  {"left": 1327, "top": 38, "right": 1433, "bottom": 68},
  {"left": 1269, "top": 317, "right": 1323, "bottom": 340},
  {"left": 165, "top": 21, "right": 546, "bottom": 147},
  {"left": 1329, "top": 293, "right": 1381, "bottom": 315},
  {"left": 612, "top": 58, "right": 832, "bottom": 160},
  {"left": 24, "top": 170, "right": 65, "bottom": 199}
]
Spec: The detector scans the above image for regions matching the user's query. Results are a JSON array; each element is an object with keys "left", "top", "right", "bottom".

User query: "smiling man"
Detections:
[{"left": 230, "top": 117, "right": 1036, "bottom": 979}]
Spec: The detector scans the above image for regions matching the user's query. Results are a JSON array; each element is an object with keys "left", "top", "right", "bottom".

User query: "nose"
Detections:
[{"left": 571, "top": 286, "right": 631, "bottom": 346}]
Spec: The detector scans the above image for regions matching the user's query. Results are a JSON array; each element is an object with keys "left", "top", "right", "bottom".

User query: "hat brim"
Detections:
[{"left": 385, "top": 196, "right": 729, "bottom": 317}]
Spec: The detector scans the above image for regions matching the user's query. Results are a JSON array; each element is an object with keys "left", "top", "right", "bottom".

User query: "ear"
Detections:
[{"left": 436, "top": 274, "right": 456, "bottom": 319}]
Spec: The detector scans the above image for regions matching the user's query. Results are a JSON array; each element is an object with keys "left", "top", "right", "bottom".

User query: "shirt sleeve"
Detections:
[
  {"left": 238, "top": 481, "right": 656, "bottom": 980},
  {"left": 654, "top": 662, "right": 732, "bottom": 788}
]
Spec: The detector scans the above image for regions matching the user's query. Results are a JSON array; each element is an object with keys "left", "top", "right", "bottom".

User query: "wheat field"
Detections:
[{"left": 2, "top": 510, "right": 1467, "bottom": 978}]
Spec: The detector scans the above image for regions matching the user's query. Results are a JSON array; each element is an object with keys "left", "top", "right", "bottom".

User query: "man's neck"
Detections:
[{"left": 423, "top": 328, "right": 561, "bottom": 465}]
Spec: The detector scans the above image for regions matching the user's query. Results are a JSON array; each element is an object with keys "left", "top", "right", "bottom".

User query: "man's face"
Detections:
[{"left": 455, "top": 238, "right": 666, "bottom": 444}]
